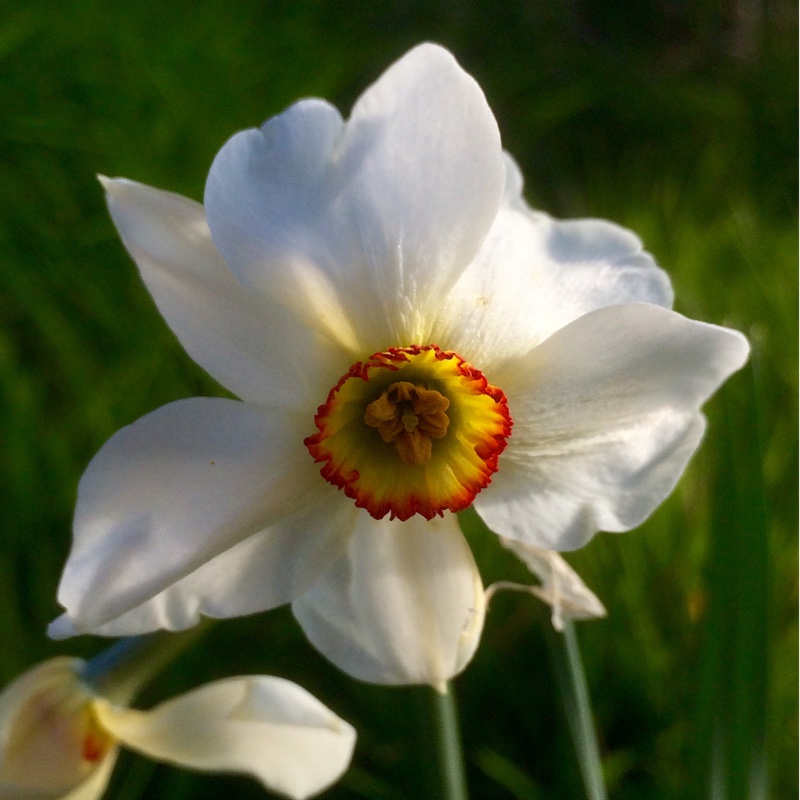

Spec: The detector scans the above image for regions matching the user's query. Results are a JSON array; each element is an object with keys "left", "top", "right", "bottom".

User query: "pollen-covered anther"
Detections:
[
  {"left": 305, "top": 344, "right": 512, "bottom": 521},
  {"left": 364, "top": 381, "right": 450, "bottom": 465}
]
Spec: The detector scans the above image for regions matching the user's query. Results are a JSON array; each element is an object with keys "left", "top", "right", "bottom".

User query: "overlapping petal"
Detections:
[
  {"left": 205, "top": 42, "right": 504, "bottom": 352},
  {"left": 475, "top": 302, "right": 750, "bottom": 550},
  {"left": 51, "top": 497, "right": 353, "bottom": 638},
  {"left": 435, "top": 154, "right": 673, "bottom": 371},
  {"left": 94, "top": 677, "right": 356, "bottom": 800},
  {"left": 56, "top": 398, "right": 321, "bottom": 633},
  {"left": 292, "top": 513, "right": 484, "bottom": 688},
  {"left": 101, "top": 177, "right": 342, "bottom": 407}
]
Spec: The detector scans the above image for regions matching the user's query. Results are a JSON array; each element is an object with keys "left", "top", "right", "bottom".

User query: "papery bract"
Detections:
[{"left": 492, "top": 537, "right": 607, "bottom": 631}]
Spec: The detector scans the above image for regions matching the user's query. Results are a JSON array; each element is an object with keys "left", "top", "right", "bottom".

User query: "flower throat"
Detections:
[{"left": 305, "top": 345, "right": 512, "bottom": 521}]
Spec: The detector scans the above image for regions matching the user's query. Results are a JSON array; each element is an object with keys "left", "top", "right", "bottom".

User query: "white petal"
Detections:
[
  {"left": 101, "top": 177, "right": 342, "bottom": 407},
  {"left": 59, "top": 754, "right": 117, "bottom": 800},
  {"left": 0, "top": 659, "right": 117, "bottom": 800},
  {"left": 205, "top": 43, "right": 504, "bottom": 351},
  {"left": 497, "top": 538, "right": 606, "bottom": 630},
  {"left": 94, "top": 677, "right": 355, "bottom": 800},
  {"left": 0, "top": 754, "right": 116, "bottom": 800},
  {"left": 55, "top": 398, "right": 320, "bottom": 632},
  {"left": 52, "top": 498, "right": 352, "bottom": 637},
  {"left": 476, "top": 303, "right": 749, "bottom": 550},
  {"left": 292, "top": 513, "right": 485, "bottom": 688},
  {"left": 437, "top": 164, "right": 673, "bottom": 370},
  {"left": 500, "top": 151, "right": 529, "bottom": 211}
]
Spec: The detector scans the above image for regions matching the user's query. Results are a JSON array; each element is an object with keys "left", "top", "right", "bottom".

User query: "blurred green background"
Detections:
[{"left": 0, "top": 0, "right": 796, "bottom": 798}]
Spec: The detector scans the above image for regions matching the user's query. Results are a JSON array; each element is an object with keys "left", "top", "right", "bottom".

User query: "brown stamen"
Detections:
[{"left": 364, "top": 381, "right": 449, "bottom": 465}]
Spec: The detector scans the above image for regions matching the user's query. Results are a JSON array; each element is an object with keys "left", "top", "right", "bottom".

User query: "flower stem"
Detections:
[
  {"left": 552, "top": 619, "right": 607, "bottom": 800},
  {"left": 430, "top": 682, "right": 469, "bottom": 800},
  {"left": 80, "top": 622, "right": 212, "bottom": 705}
]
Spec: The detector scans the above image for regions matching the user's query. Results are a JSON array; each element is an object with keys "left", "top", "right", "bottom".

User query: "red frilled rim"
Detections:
[{"left": 305, "top": 345, "right": 512, "bottom": 521}]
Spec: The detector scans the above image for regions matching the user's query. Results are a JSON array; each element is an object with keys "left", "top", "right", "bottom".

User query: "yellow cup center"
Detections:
[{"left": 305, "top": 345, "right": 512, "bottom": 521}]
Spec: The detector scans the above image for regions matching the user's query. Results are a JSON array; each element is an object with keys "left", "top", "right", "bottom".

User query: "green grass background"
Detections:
[{"left": 0, "top": 0, "right": 796, "bottom": 798}]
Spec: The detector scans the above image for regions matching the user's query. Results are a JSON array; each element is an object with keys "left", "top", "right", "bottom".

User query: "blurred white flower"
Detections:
[
  {"left": 490, "top": 538, "right": 607, "bottom": 632},
  {"left": 0, "top": 658, "right": 355, "bottom": 800},
  {"left": 50, "top": 43, "right": 748, "bottom": 688}
]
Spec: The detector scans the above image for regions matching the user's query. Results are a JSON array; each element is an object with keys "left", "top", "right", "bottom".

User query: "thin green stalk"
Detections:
[
  {"left": 552, "top": 620, "right": 607, "bottom": 800},
  {"left": 698, "top": 358, "right": 770, "bottom": 800},
  {"left": 79, "top": 622, "right": 213, "bottom": 705},
  {"left": 430, "top": 682, "right": 469, "bottom": 800}
]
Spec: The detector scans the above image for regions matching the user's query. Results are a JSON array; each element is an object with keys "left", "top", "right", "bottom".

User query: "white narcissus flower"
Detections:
[
  {"left": 0, "top": 658, "right": 355, "bottom": 800},
  {"left": 50, "top": 43, "right": 749, "bottom": 688}
]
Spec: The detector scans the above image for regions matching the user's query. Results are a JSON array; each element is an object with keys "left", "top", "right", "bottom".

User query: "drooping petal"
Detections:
[
  {"left": 475, "top": 303, "right": 749, "bottom": 550},
  {"left": 51, "top": 498, "right": 354, "bottom": 638},
  {"left": 292, "top": 513, "right": 485, "bottom": 689},
  {"left": 496, "top": 538, "right": 606, "bottom": 631},
  {"left": 0, "top": 659, "right": 117, "bottom": 800},
  {"left": 55, "top": 398, "right": 320, "bottom": 633},
  {"left": 436, "top": 155, "right": 673, "bottom": 370},
  {"left": 100, "top": 177, "right": 342, "bottom": 407},
  {"left": 205, "top": 42, "right": 504, "bottom": 352},
  {"left": 94, "top": 677, "right": 356, "bottom": 800}
]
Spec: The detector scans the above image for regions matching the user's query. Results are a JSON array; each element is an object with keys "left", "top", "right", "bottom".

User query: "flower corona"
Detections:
[{"left": 305, "top": 345, "right": 512, "bottom": 521}]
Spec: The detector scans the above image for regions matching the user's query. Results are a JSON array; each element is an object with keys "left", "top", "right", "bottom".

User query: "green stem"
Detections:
[
  {"left": 555, "top": 620, "right": 607, "bottom": 800},
  {"left": 79, "top": 622, "right": 213, "bottom": 705},
  {"left": 430, "top": 682, "right": 469, "bottom": 800}
]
